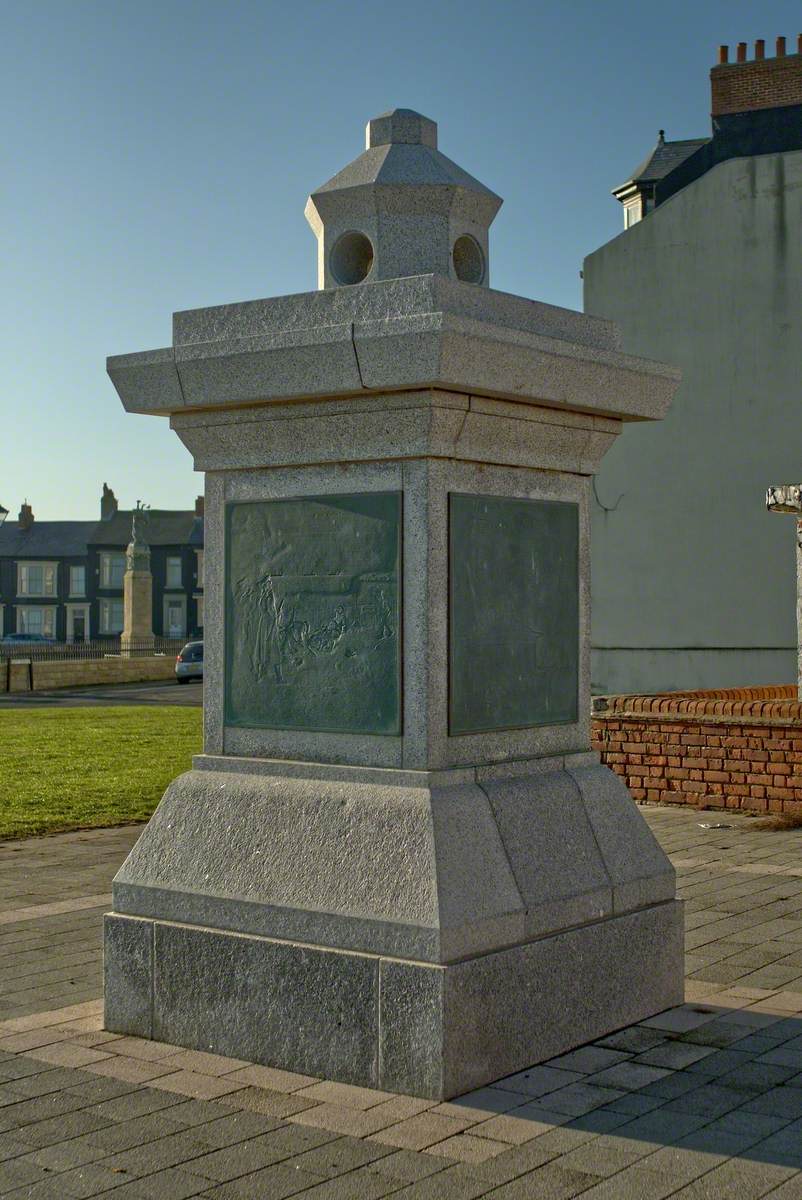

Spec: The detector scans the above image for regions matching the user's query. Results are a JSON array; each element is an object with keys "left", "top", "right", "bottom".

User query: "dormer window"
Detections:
[
  {"left": 613, "top": 132, "right": 710, "bottom": 230},
  {"left": 624, "top": 200, "right": 642, "bottom": 229}
]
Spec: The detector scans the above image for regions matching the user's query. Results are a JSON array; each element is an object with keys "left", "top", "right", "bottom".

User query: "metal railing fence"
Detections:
[{"left": 0, "top": 638, "right": 187, "bottom": 662}]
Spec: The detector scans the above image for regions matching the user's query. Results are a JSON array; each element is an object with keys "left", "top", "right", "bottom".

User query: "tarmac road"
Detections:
[{"left": 0, "top": 678, "right": 203, "bottom": 707}]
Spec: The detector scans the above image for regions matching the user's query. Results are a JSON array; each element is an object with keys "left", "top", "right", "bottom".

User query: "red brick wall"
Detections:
[
  {"left": 591, "top": 687, "right": 802, "bottom": 814},
  {"left": 711, "top": 53, "right": 802, "bottom": 115}
]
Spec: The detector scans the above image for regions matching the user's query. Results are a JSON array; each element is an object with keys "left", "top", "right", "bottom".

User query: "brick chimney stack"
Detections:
[
  {"left": 101, "top": 482, "right": 118, "bottom": 521},
  {"left": 712, "top": 35, "right": 802, "bottom": 116},
  {"left": 18, "top": 503, "right": 34, "bottom": 531}
]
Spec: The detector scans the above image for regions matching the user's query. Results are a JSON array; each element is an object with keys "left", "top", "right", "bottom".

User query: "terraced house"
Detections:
[{"left": 0, "top": 485, "right": 204, "bottom": 643}]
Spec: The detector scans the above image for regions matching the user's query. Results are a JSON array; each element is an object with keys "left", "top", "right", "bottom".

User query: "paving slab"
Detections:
[{"left": 0, "top": 807, "right": 800, "bottom": 1195}]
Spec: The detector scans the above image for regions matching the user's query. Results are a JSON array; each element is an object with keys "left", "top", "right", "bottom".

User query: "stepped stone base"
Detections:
[
  {"left": 104, "top": 756, "right": 683, "bottom": 1099},
  {"left": 105, "top": 901, "right": 682, "bottom": 1100}
]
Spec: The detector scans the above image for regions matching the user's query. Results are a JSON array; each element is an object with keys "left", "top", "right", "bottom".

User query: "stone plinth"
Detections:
[{"left": 104, "top": 110, "right": 683, "bottom": 1099}]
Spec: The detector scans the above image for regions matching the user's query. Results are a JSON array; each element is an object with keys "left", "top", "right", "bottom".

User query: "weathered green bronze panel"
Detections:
[
  {"left": 225, "top": 493, "right": 401, "bottom": 735},
  {"left": 449, "top": 493, "right": 579, "bottom": 734}
]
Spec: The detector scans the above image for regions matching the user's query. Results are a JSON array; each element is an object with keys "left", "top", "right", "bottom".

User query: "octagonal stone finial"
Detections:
[
  {"left": 366, "top": 109, "right": 438, "bottom": 150},
  {"left": 305, "top": 109, "right": 502, "bottom": 290}
]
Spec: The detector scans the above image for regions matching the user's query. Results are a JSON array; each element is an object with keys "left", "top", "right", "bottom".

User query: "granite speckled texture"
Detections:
[
  {"left": 111, "top": 765, "right": 525, "bottom": 962},
  {"left": 153, "top": 921, "right": 379, "bottom": 1084},
  {"left": 103, "top": 913, "right": 152, "bottom": 1039},
  {"left": 170, "top": 390, "right": 619, "bottom": 476},
  {"left": 109, "top": 759, "right": 674, "bottom": 966},
  {"left": 305, "top": 109, "right": 501, "bottom": 290},
  {"left": 105, "top": 108, "right": 682, "bottom": 1098},
  {"left": 103, "top": 900, "right": 683, "bottom": 1099},
  {"left": 169, "top": 273, "right": 622, "bottom": 351},
  {"left": 108, "top": 274, "right": 679, "bottom": 422}
]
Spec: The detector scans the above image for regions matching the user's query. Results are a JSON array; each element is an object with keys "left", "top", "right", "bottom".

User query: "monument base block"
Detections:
[
  {"left": 104, "top": 756, "right": 684, "bottom": 1099},
  {"left": 104, "top": 902, "right": 683, "bottom": 1100},
  {"left": 119, "top": 635, "right": 154, "bottom": 659}
]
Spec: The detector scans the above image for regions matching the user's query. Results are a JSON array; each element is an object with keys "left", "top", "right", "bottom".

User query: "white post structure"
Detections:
[{"left": 767, "top": 484, "right": 802, "bottom": 699}]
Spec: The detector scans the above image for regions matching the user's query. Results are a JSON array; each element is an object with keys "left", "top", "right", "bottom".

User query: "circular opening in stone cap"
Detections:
[
  {"left": 330, "top": 231, "right": 375, "bottom": 286},
  {"left": 452, "top": 235, "right": 485, "bottom": 284}
]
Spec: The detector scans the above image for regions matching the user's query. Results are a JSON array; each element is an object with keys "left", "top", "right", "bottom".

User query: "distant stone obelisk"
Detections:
[{"left": 120, "top": 502, "right": 154, "bottom": 657}]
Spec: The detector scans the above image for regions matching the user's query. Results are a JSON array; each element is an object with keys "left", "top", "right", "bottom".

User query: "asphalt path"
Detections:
[{"left": 0, "top": 678, "right": 203, "bottom": 707}]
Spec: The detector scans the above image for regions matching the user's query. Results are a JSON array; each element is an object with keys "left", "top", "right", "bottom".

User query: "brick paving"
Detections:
[
  {"left": 0, "top": 830, "right": 140, "bottom": 1022},
  {"left": 0, "top": 807, "right": 801, "bottom": 1197}
]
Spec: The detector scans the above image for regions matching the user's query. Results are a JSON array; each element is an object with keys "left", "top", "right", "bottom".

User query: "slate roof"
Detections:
[
  {"left": 0, "top": 510, "right": 205, "bottom": 559},
  {"left": 188, "top": 516, "right": 204, "bottom": 548},
  {"left": 90, "top": 510, "right": 200, "bottom": 547},
  {"left": 614, "top": 137, "right": 711, "bottom": 193},
  {"left": 0, "top": 522, "right": 96, "bottom": 559}
]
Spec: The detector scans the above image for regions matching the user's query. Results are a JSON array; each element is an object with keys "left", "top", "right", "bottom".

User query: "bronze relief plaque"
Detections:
[
  {"left": 225, "top": 493, "right": 401, "bottom": 735},
  {"left": 449, "top": 493, "right": 579, "bottom": 734}
]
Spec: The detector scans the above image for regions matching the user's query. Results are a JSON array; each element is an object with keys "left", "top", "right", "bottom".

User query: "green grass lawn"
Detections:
[{"left": 0, "top": 706, "right": 202, "bottom": 839}]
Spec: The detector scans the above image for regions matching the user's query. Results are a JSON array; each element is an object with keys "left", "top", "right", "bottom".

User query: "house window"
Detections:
[
  {"left": 69, "top": 565, "right": 86, "bottom": 596},
  {"left": 166, "top": 556, "right": 182, "bottom": 588},
  {"left": 99, "top": 598, "right": 124, "bottom": 634},
  {"left": 100, "top": 553, "right": 126, "bottom": 588},
  {"left": 17, "top": 606, "right": 56, "bottom": 638},
  {"left": 195, "top": 550, "right": 204, "bottom": 589},
  {"left": 18, "top": 562, "right": 57, "bottom": 597}
]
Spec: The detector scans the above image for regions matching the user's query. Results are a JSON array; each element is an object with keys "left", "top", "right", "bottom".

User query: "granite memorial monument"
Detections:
[{"left": 104, "top": 109, "right": 683, "bottom": 1099}]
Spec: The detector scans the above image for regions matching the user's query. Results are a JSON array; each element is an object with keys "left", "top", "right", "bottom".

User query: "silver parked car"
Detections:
[{"left": 175, "top": 640, "right": 203, "bottom": 683}]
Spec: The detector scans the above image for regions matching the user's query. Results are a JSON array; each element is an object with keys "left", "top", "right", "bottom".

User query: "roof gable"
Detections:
[{"left": 90, "top": 510, "right": 198, "bottom": 547}]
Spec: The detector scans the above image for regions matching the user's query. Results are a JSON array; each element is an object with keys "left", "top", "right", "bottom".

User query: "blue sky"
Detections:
[{"left": 2, "top": 0, "right": 798, "bottom": 519}]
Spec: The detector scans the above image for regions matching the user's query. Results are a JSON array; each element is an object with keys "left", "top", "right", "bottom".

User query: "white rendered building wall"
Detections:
[{"left": 585, "top": 149, "right": 802, "bottom": 695}]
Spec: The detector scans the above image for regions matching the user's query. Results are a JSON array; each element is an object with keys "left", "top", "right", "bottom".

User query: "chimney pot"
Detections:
[
  {"left": 776, "top": 36, "right": 786, "bottom": 56},
  {"left": 195, "top": 496, "right": 204, "bottom": 517},
  {"left": 18, "top": 503, "right": 34, "bottom": 531},
  {"left": 101, "top": 482, "right": 118, "bottom": 521},
  {"left": 718, "top": 45, "right": 729, "bottom": 64},
  {"left": 737, "top": 42, "right": 747, "bottom": 62},
  {"left": 755, "top": 38, "right": 765, "bottom": 59},
  {"left": 798, "top": 33, "right": 802, "bottom": 54}
]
